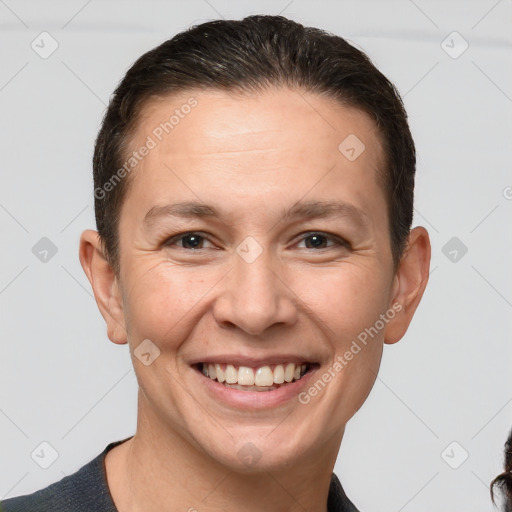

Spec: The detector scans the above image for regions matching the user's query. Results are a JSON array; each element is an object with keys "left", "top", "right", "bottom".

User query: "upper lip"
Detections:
[{"left": 189, "top": 354, "right": 318, "bottom": 367}]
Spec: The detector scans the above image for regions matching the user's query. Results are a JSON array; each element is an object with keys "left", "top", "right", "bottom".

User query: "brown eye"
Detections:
[
  {"left": 164, "top": 232, "right": 214, "bottom": 250},
  {"left": 297, "top": 232, "right": 350, "bottom": 250},
  {"left": 304, "top": 234, "right": 329, "bottom": 249},
  {"left": 179, "top": 234, "right": 204, "bottom": 249}
]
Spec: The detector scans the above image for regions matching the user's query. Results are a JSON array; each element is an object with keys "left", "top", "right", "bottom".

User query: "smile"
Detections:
[{"left": 198, "top": 362, "right": 312, "bottom": 392}]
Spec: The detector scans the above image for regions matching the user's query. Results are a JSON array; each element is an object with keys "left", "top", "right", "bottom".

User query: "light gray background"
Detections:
[{"left": 0, "top": 1, "right": 511, "bottom": 510}]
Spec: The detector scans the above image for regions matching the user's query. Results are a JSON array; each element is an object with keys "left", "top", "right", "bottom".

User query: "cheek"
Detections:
[
  {"left": 302, "top": 266, "right": 387, "bottom": 422},
  {"left": 121, "top": 261, "right": 214, "bottom": 346},
  {"left": 294, "top": 262, "right": 392, "bottom": 344}
]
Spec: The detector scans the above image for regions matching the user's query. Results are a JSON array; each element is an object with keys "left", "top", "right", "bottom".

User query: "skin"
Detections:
[{"left": 80, "top": 87, "right": 431, "bottom": 512}]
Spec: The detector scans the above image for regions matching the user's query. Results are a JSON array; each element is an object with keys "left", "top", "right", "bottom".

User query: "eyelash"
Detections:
[{"left": 162, "top": 231, "right": 351, "bottom": 251}]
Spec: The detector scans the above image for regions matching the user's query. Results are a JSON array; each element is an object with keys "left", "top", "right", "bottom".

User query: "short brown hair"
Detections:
[{"left": 93, "top": 15, "right": 416, "bottom": 275}]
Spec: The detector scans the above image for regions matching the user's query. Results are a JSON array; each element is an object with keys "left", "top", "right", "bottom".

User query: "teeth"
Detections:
[
  {"left": 225, "top": 364, "right": 237, "bottom": 384},
  {"left": 238, "top": 366, "right": 255, "bottom": 386},
  {"left": 273, "top": 364, "right": 285, "bottom": 384},
  {"left": 200, "top": 362, "right": 309, "bottom": 389},
  {"left": 215, "top": 363, "right": 225, "bottom": 383},
  {"left": 255, "top": 366, "right": 274, "bottom": 386},
  {"left": 284, "top": 363, "right": 295, "bottom": 382}
]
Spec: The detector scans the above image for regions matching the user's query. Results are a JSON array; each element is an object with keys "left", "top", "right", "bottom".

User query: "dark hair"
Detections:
[
  {"left": 491, "top": 428, "right": 512, "bottom": 511},
  {"left": 93, "top": 14, "right": 416, "bottom": 275}
]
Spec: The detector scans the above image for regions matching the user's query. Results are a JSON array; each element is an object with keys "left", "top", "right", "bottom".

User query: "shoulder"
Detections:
[
  {"left": 0, "top": 438, "right": 129, "bottom": 512},
  {"left": 0, "top": 470, "right": 89, "bottom": 512},
  {"left": 329, "top": 473, "right": 360, "bottom": 512}
]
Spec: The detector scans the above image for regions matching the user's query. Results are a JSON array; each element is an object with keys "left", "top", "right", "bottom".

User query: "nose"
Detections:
[{"left": 212, "top": 250, "right": 298, "bottom": 336}]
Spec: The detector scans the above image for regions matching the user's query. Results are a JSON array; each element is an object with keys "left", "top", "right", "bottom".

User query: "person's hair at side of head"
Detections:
[
  {"left": 93, "top": 14, "right": 416, "bottom": 276},
  {"left": 491, "top": 428, "right": 512, "bottom": 511}
]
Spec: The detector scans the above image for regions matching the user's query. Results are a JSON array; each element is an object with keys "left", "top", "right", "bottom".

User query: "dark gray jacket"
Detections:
[{"left": 1, "top": 438, "right": 360, "bottom": 511}]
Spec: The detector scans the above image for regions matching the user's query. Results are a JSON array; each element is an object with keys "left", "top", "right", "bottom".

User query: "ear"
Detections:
[
  {"left": 79, "top": 229, "right": 127, "bottom": 345},
  {"left": 384, "top": 226, "right": 431, "bottom": 345}
]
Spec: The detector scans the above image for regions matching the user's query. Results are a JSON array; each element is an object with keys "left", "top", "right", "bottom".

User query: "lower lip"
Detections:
[{"left": 195, "top": 366, "right": 318, "bottom": 410}]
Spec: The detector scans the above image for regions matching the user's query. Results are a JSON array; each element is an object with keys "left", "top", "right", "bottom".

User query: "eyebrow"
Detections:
[{"left": 143, "top": 199, "right": 369, "bottom": 229}]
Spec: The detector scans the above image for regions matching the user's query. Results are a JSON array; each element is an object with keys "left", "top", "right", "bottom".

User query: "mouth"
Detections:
[{"left": 194, "top": 362, "right": 317, "bottom": 392}]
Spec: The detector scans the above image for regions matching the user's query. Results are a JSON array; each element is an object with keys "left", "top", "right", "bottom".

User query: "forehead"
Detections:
[
  {"left": 121, "top": 87, "right": 387, "bottom": 224},
  {"left": 136, "top": 87, "right": 382, "bottom": 157}
]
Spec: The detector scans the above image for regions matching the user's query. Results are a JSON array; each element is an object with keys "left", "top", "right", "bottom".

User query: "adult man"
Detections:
[{"left": 1, "top": 14, "right": 430, "bottom": 512}]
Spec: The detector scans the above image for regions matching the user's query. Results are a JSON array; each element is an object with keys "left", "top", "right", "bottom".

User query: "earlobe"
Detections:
[
  {"left": 384, "top": 226, "right": 431, "bottom": 345},
  {"left": 79, "top": 229, "right": 128, "bottom": 345}
]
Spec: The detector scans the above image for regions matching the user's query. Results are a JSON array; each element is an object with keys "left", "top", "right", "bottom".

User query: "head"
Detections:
[
  {"left": 80, "top": 15, "right": 430, "bottom": 472},
  {"left": 491, "top": 428, "right": 512, "bottom": 511},
  {"left": 92, "top": 15, "right": 416, "bottom": 276}
]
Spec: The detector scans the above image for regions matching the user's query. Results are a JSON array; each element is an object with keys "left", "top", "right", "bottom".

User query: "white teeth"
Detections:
[
  {"left": 215, "top": 363, "right": 225, "bottom": 383},
  {"left": 225, "top": 364, "right": 238, "bottom": 384},
  {"left": 255, "top": 366, "right": 274, "bottom": 386},
  {"left": 273, "top": 364, "right": 285, "bottom": 384},
  {"left": 200, "top": 362, "right": 309, "bottom": 389},
  {"left": 238, "top": 366, "right": 255, "bottom": 386},
  {"left": 284, "top": 363, "right": 295, "bottom": 383}
]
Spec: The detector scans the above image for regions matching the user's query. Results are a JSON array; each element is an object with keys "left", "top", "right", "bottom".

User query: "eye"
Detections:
[
  {"left": 161, "top": 231, "right": 349, "bottom": 252},
  {"left": 296, "top": 232, "right": 350, "bottom": 250},
  {"left": 163, "top": 232, "right": 215, "bottom": 250}
]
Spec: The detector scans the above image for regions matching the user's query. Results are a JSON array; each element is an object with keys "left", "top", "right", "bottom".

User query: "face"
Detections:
[{"left": 85, "top": 87, "right": 425, "bottom": 472}]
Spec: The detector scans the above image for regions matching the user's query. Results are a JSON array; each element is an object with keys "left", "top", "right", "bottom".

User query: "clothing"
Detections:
[{"left": 0, "top": 437, "right": 359, "bottom": 512}]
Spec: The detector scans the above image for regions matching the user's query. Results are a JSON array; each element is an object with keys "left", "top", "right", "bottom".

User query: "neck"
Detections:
[{"left": 106, "top": 394, "right": 343, "bottom": 512}]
